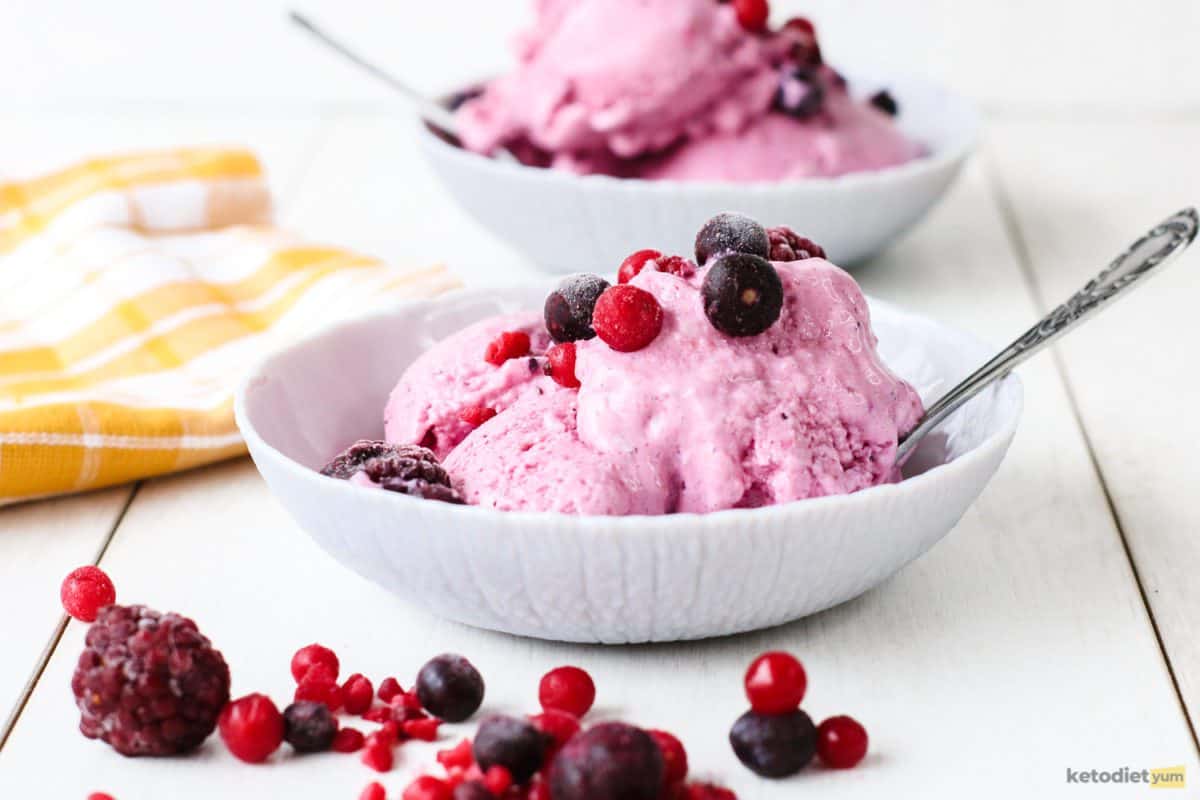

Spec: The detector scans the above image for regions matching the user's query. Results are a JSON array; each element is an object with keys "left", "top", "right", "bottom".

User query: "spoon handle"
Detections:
[
  {"left": 897, "top": 207, "right": 1199, "bottom": 463},
  {"left": 288, "top": 10, "right": 461, "bottom": 135}
]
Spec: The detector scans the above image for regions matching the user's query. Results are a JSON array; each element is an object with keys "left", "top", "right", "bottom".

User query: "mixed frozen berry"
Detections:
[
  {"left": 816, "top": 715, "right": 869, "bottom": 769},
  {"left": 473, "top": 715, "right": 549, "bottom": 782},
  {"left": 729, "top": 708, "right": 817, "bottom": 778},
  {"left": 592, "top": 284, "right": 664, "bottom": 352},
  {"left": 544, "top": 273, "right": 611, "bottom": 342},
  {"left": 702, "top": 253, "right": 784, "bottom": 337},
  {"left": 61, "top": 565, "right": 116, "bottom": 622},
  {"left": 732, "top": 0, "right": 770, "bottom": 32},
  {"left": 538, "top": 665, "right": 596, "bottom": 718},
  {"left": 416, "top": 654, "right": 486, "bottom": 722},
  {"left": 484, "top": 330, "right": 532, "bottom": 365},
  {"left": 321, "top": 440, "right": 464, "bottom": 504},
  {"left": 219, "top": 694, "right": 285, "bottom": 764},
  {"left": 694, "top": 212, "right": 770, "bottom": 266},
  {"left": 766, "top": 225, "right": 826, "bottom": 262},
  {"left": 544, "top": 342, "right": 580, "bottom": 388},
  {"left": 744, "top": 651, "right": 807, "bottom": 714},
  {"left": 283, "top": 700, "right": 339, "bottom": 752},
  {"left": 549, "top": 722, "right": 665, "bottom": 800}
]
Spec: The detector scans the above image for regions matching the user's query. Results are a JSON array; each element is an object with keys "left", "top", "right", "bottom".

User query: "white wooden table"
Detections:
[{"left": 3, "top": 3, "right": 1200, "bottom": 796}]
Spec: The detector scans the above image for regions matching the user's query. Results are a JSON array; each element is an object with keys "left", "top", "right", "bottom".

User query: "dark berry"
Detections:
[
  {"left": 744, "top": 651, "right": 807, "bottom": 714},
  {"left": 694, "top": 212, "right": 770, "bottom": 265},
  {"left": 549, "top": 722, "right": 664, "bottom": 800},
  {"left": 530, "top": 709, "right": 581, "bottom": 757},
  {"left": 816, "top": 715, "right": 868, "bottom": 768},
  {"left": 342, "top": 673, "right": 374, "bottom": 715},
  {"left": 282, "top": 701, "right": 337, "bottom": 753},
  {"left": 360, "top": 783, "right": 387, "bottom": 800},
  {"left": 774, "top": 67, "right": 825, "bottom": 119},
  {"left": 781, "top": 17, "right": 822, "bottom": 66},
  {"left": 378, "top": 676, "right": 403, "bottom": 703},
  {"left": 333, "top": 727, "right": 366, "bottom": 753},
  {"left": 538, "top": 666, "right": 596, "bottom": 718},
  {"left": 458, "top": 405, "right": 497, "bottom": 427},
  {"left": 484, "top": 331, "right": 532, "bottom": 365},
  {"left": 473, "top": 715, "right": 549, "bottom": 783},
  {"left": 701, "top": 253, "right": 783, "bottom": 337},
  {"left": 321, "top": 440, "right": 464, "bottom": 503},
  {"left": 416, "top": 654, "right": 485, "bottom": 722},
  {"left": 649, "top": 729, "right": 688, "bottom": 788},
  {"left": 219, "top": 694, "right": 285, "bottom": 764},
  {"left": 617, "top": 249, "right": 662, "bottom": 283},
  {"left": 291, "top": 644, "right": 339, "bottom": 683},
  {"left": 403, "top": 777, "right": 452, "bottom": 800},
  {"left": 734, "top": 0, "right": 769, "bottom": 32},
  {"left": 869, "top": 89, "right": 899, "bottom": 117},
  {"left": 453, "top": 781, "right": 493, "bottom": 800},
  {"left": 544, "top": 274, "right": 610, "bottom": 342},
  {"left": 545, "top": 342, "right": 580, "bottom": 388},
  {"left": 766, "top": 226, "right": 826, "bottom": 261},
  {"left": 61, "top": 565, "right": 116, "bottom": 622},
  {"left": 592, "top": 285, "right": 663, "bottom": 352},
  {"left": 729, "top": 709, "right": 816, "bottom": 778},
  {"left": 72, "top": 604, "right": 230, "bottom": 757}
]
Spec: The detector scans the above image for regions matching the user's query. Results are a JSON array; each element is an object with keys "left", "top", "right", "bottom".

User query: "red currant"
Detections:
[
  {"left": 538, "top": 666, "right": 596, "bottom": 717},
  {"left": 360, "top": 782, "right": 386, "bottom": 800},
  {"left": 378, "top": 676, "right": 403, "bottom": 703},
  {"left": 592, "top": 286, "right": 663, "bottom": 353},
  {"left": 530, "top": 709, "right": 581, "bottom": 756},
  {"left": 437, "top": 738, "right": 476, "bottom": 770},
  {"left": 218, "top": 694, "right": 284, "bottom": 764},
  {"left": 342, "top": 674, "right": 374, "bottom": 715},
  {"left": 60, "top": 566, "right": 116, "bottom": 622},
  {"left": 458, "top": 406, "right": 497, "bottom": 427},
  {"left": 362, "top": 740, "right": 394, "bottom": 772},
  {"left": 649, "top": 729, "right": 689, "bottom": 788},
  {"left": 816, "top": 715, "right": 868, "bottom": 768},
  {"left": 290, "top": 644, "right": 339, "bottom": 683},
  {"left": 333, "top": 727, "right": 366, "bottom": 753},
  {"left": 743, "top": 651, "right": 806, "bottom": 714},
  {"left": 734, "top": 0, "right": 770, "bottom": 32},
  {"left": 545, "top": 342, "right": 580, "bottom": 388},
  {"left": 618, "top": 249, "right": 663, "bottom": 283}
]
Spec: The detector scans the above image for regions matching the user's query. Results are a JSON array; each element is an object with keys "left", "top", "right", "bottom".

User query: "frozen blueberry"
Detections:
[
  {"left": 549, "top": 722, "right": 664, "bottom": 800},
  {"left": 283, "top": 701, "right": 337, "bottom": 753},
  {"left": 472, "top": 715, "right": 549, "bottom": 783},
  {"left": 729, "top": 709, "right": 817, "bottom": 778},
  {"left": 774, "top": 68, "right": 826, "bottom": 119},
  {"left": 545, "top": 274, "right": 611, "bottom": 342},
  {"left": 415, "top": 654, "right": 485, "bottom": 722},
  {"left": 701, "top": 253, "right": 784, "bottom": 337},
  {"left": 694, "top": 213, "right": 770, "bottom": 266},
  {"left": 869, "top": 89, "right": 899, "bottom": 117}
]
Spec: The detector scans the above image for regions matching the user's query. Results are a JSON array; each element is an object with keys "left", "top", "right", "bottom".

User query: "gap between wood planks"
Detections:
[{"left": 982, "top": 150, "right": 1200, "bottom": 756}]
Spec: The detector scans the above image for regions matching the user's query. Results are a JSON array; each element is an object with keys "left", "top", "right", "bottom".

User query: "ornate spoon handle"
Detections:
[{"left": 897, "top": 207, "right": 1199, "bottom": 464}]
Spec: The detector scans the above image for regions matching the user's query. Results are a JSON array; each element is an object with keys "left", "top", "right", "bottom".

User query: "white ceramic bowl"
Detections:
[
  {"left": 235, "top": 286, "right": 1020, "bottom": 644},
  {"left": 419, "top": 75, "right": 978, "bottom": 273}
]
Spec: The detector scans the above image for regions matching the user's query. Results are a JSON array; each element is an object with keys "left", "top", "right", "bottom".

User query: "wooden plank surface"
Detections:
[{"left": 1, "top": 154, "right": 1194, "bottom": 797}]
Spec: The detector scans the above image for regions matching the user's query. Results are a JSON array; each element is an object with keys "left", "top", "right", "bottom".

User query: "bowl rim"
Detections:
[
  {"left": 416, "top": 72, "right": 981, "bottom": 193},
  {"left": 235, "top": 284, "right": 1023, "bottom": 531}
]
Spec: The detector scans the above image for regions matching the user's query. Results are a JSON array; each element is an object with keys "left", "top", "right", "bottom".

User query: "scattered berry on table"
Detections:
[
  {"left": 483, "top": 764, "right": 514, "bottom": 795},
  {"left": 544, "top": 274, "right": 611, "bottom": 342},
  {"left": 484, "top": 331, "right": 532, "bottom": 366},
  {"left": 701, "top": 253, "right": 784, "bottom": 337},
  {"left": 360, "top": 782, "right": 387, "bottom": 800},
  {"left": 219, "top": 694, "right": 285, "bottom": 764},
  {"left": 438, "top": 738, "right": 476, "bottom": 770},
  {"left": 549, "top": 722, "right": 664, "bottom": 800},
  {"left": 743, "top": 651, "right": 807, "bottom": 714},
  {"left": 472, "top": 715, "right": 549, "bottom": 783},
  {"left": 403, "top": 717, "right": 442, "bottom": 741},
  {"left": 403, "top": 776, "right": 453, "bottom": 800},
  {"left": 617, "top": 249, "right": 663, "bottom": 283},
  {"left": 682, "top": 784, "right": 739, "bottom": 800},
  {"left": 729, "top": 709, "right": 817, "bottom": 778},
  {"left": 416, "top": 654, "right": 486, "bottom": 722},
  {"left": 816, "top": 715, "right": 869, "bottom": 768},
  {"left": 87, "top": 793, "right": 115, "bottom": 800},
  {"left": 378, "top": 677, "right": 403, "bottom": 703},
  {"left": 545, "top": 342, "right": 580, "bottom": 389},
  {"left": 869, "top": 89, "right": 899, "bottom": 117},
  {"left": 363, "top": 706, "right": 392, "bottom": 724},
  {"left": 333, "top": 727, "right": 366, "bottom": 753},
  {"left": 451, "top": 781, "right": 492, "bottom": 800},
  {"left": 592, "top": 285, "right": 664, "bottom": 352},
  {"left": 694, "top": 212, "right": 770, "bottom": 266},
  {"left": 72, "top": 604, "right": 230, "bottom": 756},
  {"left": 291, "top": 643, "right": 340, "bottom": 683},
  {"left": 538, "top": 666, "right": 596, "bottom": 718},
  {"left": 766, "top": 226, "right": 825, "bottom": 262},
  {"left": 295, "top": 672, "right": 343, "bottom": 711},
  {"left": 362, "top": 739, "right": 395, "bottom": 772},
  {"left": 530, "top": 709, "right": 581, "bottom": 756},
  {"left": 649, "top": 729, "right": 689, "bottom": 788},
  {"left": 342, "top": 674, "right": 375, "bottom": 715},
  {"left": 458, "top": 406, "right": 498, "bottom": 427},
  {"left": 283, "top": 700, "right": 338, "bottom": 753},
  {"left": 733, "top": 0, "right": 770, "bottom": 32},
  {"left": 60, "top": 565, "right": 116, "bottom": 622}
]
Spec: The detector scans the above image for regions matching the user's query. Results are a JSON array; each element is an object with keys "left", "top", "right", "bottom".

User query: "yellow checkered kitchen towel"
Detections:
[{"left": 0, "top": 148, "right": 459, "bottom": 503}]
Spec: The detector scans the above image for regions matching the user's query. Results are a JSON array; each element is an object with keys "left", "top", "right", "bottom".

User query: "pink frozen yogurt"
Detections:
[
  {"left": 382, "top": 248, "right": 923, "bottom": 515},
  {"left": 455, "top": 0, "right": 923, "bottom": 181}
]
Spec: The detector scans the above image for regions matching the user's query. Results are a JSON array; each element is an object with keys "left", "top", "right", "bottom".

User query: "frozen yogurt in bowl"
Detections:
[{"left": 236, "top": 215, "right": 1021, "bottom": 643}]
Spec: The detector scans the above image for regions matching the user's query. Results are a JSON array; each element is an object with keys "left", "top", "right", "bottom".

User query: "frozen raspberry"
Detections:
[
  {"left": 416, "top": 654, "right": 485, "bottom": 722},
  {"left": 729, "top": 709, "right": 816, "bottom": 778},
  {"left": 321, "top": 440, "right": 464, "bottom": 504},
  {"left": 733, "top": 0, "right": 769, "bottom": 32},
  {"left": 816, "top": 715, "right": 868, "bottom": 768},
  {"left": 592, "top": 285, "right": 663, "bottom": 353},
  {"left": 682, "top": 784, "right": 738, "bottom": 800},
  {"left": 473, "top": 715, "right": 550, "bottom": 783},
  {"left": 61, "top": 566, "right": 116, "bottom": 622},
  {"left": 774, "top": 67, "right": 825, "bottom": 119},
  {"left": 72, "top": 604, "right": 230, "bottom": 757},
  {"left": 743, "top": 651, "right": 807, "bottom": 714},
  {"left": 360, "top": 782, "right": 387, "bottom": 800},
  {"left": 438, "top": 738, "right": 476, "bottom": 770},
  {"left": 545, "top": 342, "right": 580, "bottom": 389},
  {"left": 283, "top": 700, "right": 338, "bottom": 753},
  {"left": 295, "top": 673, "right": 343, "bottom": 711},
  {"left": 766, "top": 226, "right": 826, "bottom": 262},
  {"left": 219, "top": 694, "right": 285, "bottom": 764},
  {"left": 869, "top": 89, "right": 898, "bottom": 117},
  {"left": 649, "top": 730, "right": 688, "bottom": 788},
  {"left": 702, "top": 254, "right": 783, "bottom": 337},
  {"left": 403, "top": 776, "right": 453, "bottom": 800},
  {"left": 378, "top": 677, "right": 403, "bottom": 703},
  {"left": 334, "top": 727, "right": 366, "bottom": 753},
  {"left": 538, "top": 666, "right": 596, "bottom": 718},
  {"left": 545, "top": 274, "right": 611, "bottom": 343},
  {"left": 484, "top": 331, "right": 532, "bottom": 366},
  {"left": 530, "top": 709, "right": 581, "bottom": 756},
  {"left": 617, "top": 249, "right": 662, "bottom": 284},
  {"left": 362, "top": 740, "right": 395, "bottom": 772},
  {"left": 390, "top": 689, "right": 427, "bottom": 721},
  {"left": 403, "top": 717, "right": 441, "bottom": 741},
  {"left": 291, "top": 644, "right": 339, "bottom": 683},
  {"left": 549, "top": 722, "right": 664, "bottom": 800},
  {"left": 651, "top": 255, "right": 697, "bottom": 279},
  {"left": 343, "top": 674, "right": 374, "bottom": 715},
  {"left": 459, "top": 406, "right": 497, "bottom": 427},
  {"left": 363, "top": 706, "right": 392, "bottom": 724},
  {"left": 694, "top": 213, "right": 770, "bottom": 266}
]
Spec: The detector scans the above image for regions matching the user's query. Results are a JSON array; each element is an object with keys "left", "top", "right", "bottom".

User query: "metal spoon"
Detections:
[{"left": 897, "top": 206, "right": 1199, "bottom": 464}]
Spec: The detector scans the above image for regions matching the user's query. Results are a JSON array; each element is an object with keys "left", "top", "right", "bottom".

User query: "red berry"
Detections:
[
  {"left": 403, "top": 717, "right": 441, "bottom": 741},
  {"left": 649, "top": 729, "right": 689, "bottom": 787},
  {"left": 484, "top": 331, "right": 531, "bottom": 366},
  {"left": 816, "top": 715, "right": 868, "bottom": 769},
  {"left": 438, "top": 738, "right": 476, "bottom": 770},
  {"left": 459, "top": 406, "right": 498, "bottom": 427},
  {"left": 743, "top": 651, "right": 807, "bottom": 714},
  {"left": 618, "top": 249, "right": 663, "bottom": 284},
  {"left": 530, "top": 709, "right": 581, "bottom": 756},
  {"left": 295, "top": 674, "right": 343, "bottom": 712},
  {"left": 87, "top": 794, "right": 115, "bottom": 800},
  {"left": 682, "top": 784, "right": 738, "bottom": 800},
  {"left": 733, "top": 0, "right": 769, "bottom": 31},
  {"left": 538, "top": 666, "right": 596, "bottom": 717},
  {"left": 291, "top": 644, "right": 339, "bottom": 683},
  {"left": 218, "top": 693, "right": 284, "bottom": 764},
  {"left": 545, "top": 342, "right": 580, "bottom": 389},
  {"left": 360, "top": 782, "right": 387, "bottom": 800},
  {"left": 653, "top": 255, "right": 697, "bottom": 279},
  {"left": 333, "top": 727, "right": 366, "bottom": 753},
  {"left": 402, "top": 776, "right": 452, "bottom": 800},
  {"left": 60, "top": 566, "right": 116, "bottom": 622},
  {"left": 484, "top": 765, "right": 513, "bottom": 795},
  {"left": 362, "top": 741, "right": 394, "bottom": 772},
  {"left": 378, "top": 677, "right": 403, "bottom": 703},
  {"left": 376, "top": 721, "right": 401, "bottom": 745},
  {"left": 363, "top": 706, "right": 392, "bottom": 724},
  {"left": 591, "top": 286, "right": 663, "bottom": 353},
  {"left": 343, "top": 674, "right": 375, "bottom": 715}
]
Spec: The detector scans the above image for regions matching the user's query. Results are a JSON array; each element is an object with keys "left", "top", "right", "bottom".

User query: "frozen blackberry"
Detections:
[
  {"left": 702, "top": 254, "right": 784, "bottom": 337},
  {"left": 766, "top": 226, "right": 826, "bottom": 262},
  {"left": 473, "top": 715, "right": 549, "bottom": 783},
  {"left": 729, "top": 709, "right": 817, "bottom": 778},
  {"left": 695, "top": 213, "right": 770, "bottom": 266},
  {"left": 321, "top": 440, "right": 463, "bottom": 504},
  {"left": 545, "top": 274, "right": 611, "bottom": 342},
  {"left": 283, "top": 701, "right": 338, "bottom": 753},
  {"left": 71, "top": 604, "right": 230, "bottom": 757},
  {"left": 415, "top": 654, "right": 485, "bottom": 722},
  {"left": 774, "top": 68, "right": 826, "bottom": 119},
  {"left": 869, "top": 89, "right": 898, "bottom": 117},
  {"left": 549, "top": 722, "right": 664, "bottom": 800}
]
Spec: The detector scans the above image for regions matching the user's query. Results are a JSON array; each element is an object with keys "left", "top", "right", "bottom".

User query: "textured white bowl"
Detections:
[
  {"left": 235, "top": 286, "right": 1020, "bottom": 644},
  {"left": 419, "top": 75, "right": 978, "bottom": 273}
]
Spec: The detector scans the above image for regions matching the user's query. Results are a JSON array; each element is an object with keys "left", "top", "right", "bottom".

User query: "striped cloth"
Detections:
[{"left": 0, "top": 148, "right": 459, "bottom": 504}]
